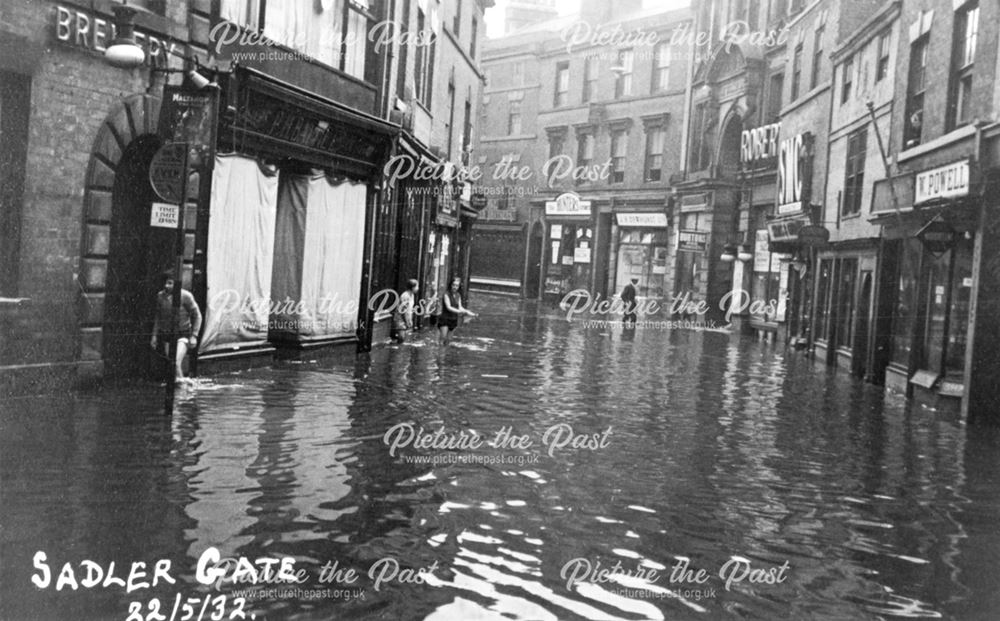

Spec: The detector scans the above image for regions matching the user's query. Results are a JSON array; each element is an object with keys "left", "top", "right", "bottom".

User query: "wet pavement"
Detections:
[{"left": 3, "top": 294, "right": 1000, "bottom": 620}]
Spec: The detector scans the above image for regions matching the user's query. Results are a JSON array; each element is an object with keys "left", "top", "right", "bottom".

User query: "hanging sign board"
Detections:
[
  {"left": 149, "top": 142, "right": 189, "bottom": 204},
  {"left": 914, "top": 159, "right": 970, "bottom": 205}
]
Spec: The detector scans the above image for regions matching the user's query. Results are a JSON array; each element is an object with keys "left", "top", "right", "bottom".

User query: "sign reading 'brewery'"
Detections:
[
  {"left": 915, "top": 160, "right": 970, "bottom": 205},
  {"left": 777, "top": 132, "right": 813, "bottom": 215}
]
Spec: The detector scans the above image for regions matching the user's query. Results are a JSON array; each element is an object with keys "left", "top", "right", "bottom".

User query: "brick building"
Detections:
[{"left": 474, "top": 0, "right": 692, "bottom": 302}]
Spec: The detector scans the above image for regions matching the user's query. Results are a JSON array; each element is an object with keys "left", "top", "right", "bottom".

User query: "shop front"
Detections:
[
  {"left": 612, "top": 212, "right": 670, "bottom": 299},
  {"left": 872, "top": 157, "right": 980, "bottom": 413},
  {"left": 542, "top": 192, "right": 598, "bottom": 304},
  {"left": 199, "top": 67, "right": 396, "bottom": 363}
]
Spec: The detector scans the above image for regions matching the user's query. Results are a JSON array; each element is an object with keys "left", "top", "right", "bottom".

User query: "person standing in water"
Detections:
[
  {"left": 438, "top": 277, "right": 477, "bottom": 346},
  {"left": 391, "top": 278, "right": 419, "bottom": 343},
  {"left": 151, "top": 271, "right": 202, "bottom": 382}
]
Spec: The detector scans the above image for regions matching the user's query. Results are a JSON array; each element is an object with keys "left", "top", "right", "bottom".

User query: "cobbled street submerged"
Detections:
[{"left": 3, "top": 295, "right": 1000, "bottom": 620}]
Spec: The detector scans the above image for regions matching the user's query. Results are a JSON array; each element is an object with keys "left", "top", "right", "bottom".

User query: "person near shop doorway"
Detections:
[
  {"left": 439, "top": 277, "right": 477, "bottom": 346},
  {"left": 621, "top": 277, "right": 639, "bottom": 328},
  {"left": 391, "top": 279, "right": 419, "bottom": 344},
  {"left": 150, "top": 271, "right": 202, "bottom": 383}
]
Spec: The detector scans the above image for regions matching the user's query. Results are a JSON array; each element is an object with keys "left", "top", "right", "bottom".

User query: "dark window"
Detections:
[
  {"left": 948, "top": 1, "right": 979, "bottom": 130},
  {"left": 462, "top": 99, "right": 472, "bottom": 164},
  {"left": 470, "top": 17, "right": 478, "bottom": 59},
  {"left": 1, "top": 71, "right": 30, "bottom": 296},
  {"left": 611, "top": 130, "right": 628, "bottom": 184},
  {"left": 614, "top": 49, "right": 633, "bottom": 99},
  {"left": 689, "top": 103, "right": 710, "bottom": 171},
  {"left": 904, "top": 35, "right": 928, "bottom": 148},
  {"left": 582, "top": 55, "right": 598, "bottom": 103},
  {"left": 652, "top": 43, "right": 670, "bottom": 92},
  {"left": 415, "top": 8, "right": 436, "bottom": 108},
  {"left": 841, "top": 56, "right": 853, "bottom": 104},
  {"left": 645, "top": 126, "right": 665, "bottom": 182},
  {"left": 836, "top": 258, "right": 858, "bottom": 347},
  {"left": 791, "top": 43, "right": 803, "bottom": 100},
  {"left": 767, "top": 72, "right": 784, "bottom": 120},
  {"left": 843, "top": 127, "right": 867, "bottom": 216},
  {"left": 548, "top": 132, "right": 565, "bottom": 159},
  {"left": 748, "top": 0, "right": 760, "bottom": 30},
  {"left": 396, "top": 0, "right": 410, "bottom": 100},
  {"left": 576, "top": 133, "right": 594, "bottom": 184},
  {"left": 453, "top": 0, "right": 461, "bottom": 35},
  {"left": 554, "top": 61, "right": 569, "bottom": 107},
  {"left": 876, "top": 29, "right": 890, "bottom": 82},
  {"left": 810, "top": 26, "right": 824, "bottom": 90},
  {"left": 507, "top": 100, "right": 521, "bottom": 135}
]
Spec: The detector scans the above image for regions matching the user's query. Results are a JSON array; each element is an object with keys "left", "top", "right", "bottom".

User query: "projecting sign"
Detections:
[
  {"left": 149, "top": 142, "right": 189, "bottom": 203},
  {"left": 915, "top": 160, "right": 970, "bottom": 205},
  {"left": 616, "top": 213, "right": 668, "bottom": 227},
  {"left": 150, "top": 202, "right": 179, "bottom": 229},
  {"left": 777, "top": 132, "right": 812, "bottom": 215},
  {"left": 740, "top": 122, "right": 781, "bottom": 164}
]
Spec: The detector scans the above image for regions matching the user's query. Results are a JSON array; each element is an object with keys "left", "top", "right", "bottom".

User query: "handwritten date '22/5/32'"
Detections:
[{"left": 127, "top": 594, "right": 250, "bottom": 621}]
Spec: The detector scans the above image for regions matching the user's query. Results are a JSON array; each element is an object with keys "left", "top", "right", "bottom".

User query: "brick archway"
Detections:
[{"left": 77, "top": 93, "right": 161, "bottom": 372}]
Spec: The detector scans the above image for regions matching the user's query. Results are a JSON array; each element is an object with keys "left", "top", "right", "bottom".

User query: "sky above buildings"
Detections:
[{"left": 484, "top": 0, "right": 692, "bottom": 38}]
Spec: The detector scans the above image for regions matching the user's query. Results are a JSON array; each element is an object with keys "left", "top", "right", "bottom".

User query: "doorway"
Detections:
[
  {"left": 103, "top": 135, "right": 169, "bottom": 379},
  {"left": 526, "top": 222, "right": 543, "bottom": 298},
  {"left": 854, "top": 272, "right": 872, "bottom": 378}
]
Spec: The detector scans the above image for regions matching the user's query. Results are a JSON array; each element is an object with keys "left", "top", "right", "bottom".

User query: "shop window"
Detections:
[
  {"left": 836, "top": 258, "right": 858, "bottom": 348},
  {"left": 948, "top": 1, "right": 979, "bottom": 130},
  {"left": 815, "top": 259, "right": 833, "bottom": 340},
  {"left": 675, "top": 251, "right": 696, "bottom": 294},
  {"left": 582, "top": 55, "right": 598, "bottom": 103},
  {"left": 945, "top": 237, "right": 974, "bottom": 374},
  {"left": 614, "top": 49, "right": 633, "bottom": 99},
  {"left": 842, "top": 127, "right": 867, "bottom": 217},
  {"left": 921, "top": 251, "right": 952, "bottom": 373},
  {"left": 652, "top": 43, "right": 671, "bottom": 92},
  {"left": 554, "top": 61, "right": 569, "bottom": 107},
  {"left": 617, "top": 231, "right": 668, "bottom": 297},
  {"left": 890, "top": 238, "right": 922, "bottom": 366},
  {"left": 876, "top": 30, "right": 890, "bottom": 82},
  {"left": 1, "top": 70, "right": 30, "bottom": 297},
  {"left": 904, "top": 35, "right": 928, "bottom": 148},
  {"left": 645, "top": 126, "right": 665, "bottom": 182},
  {"left": 791, "top": 42, "right": 802, "bottom": 100},
  {"left": 810, "top": 25, "right": 824, "bottom": 90}
]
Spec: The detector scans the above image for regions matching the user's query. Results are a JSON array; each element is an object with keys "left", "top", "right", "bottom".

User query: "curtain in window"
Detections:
[
  {"left": 270, "top": 173, "right": 367, "bottom": 340},
  {"left": 202, "top": 155, "right": 279, "bottom": 352}
]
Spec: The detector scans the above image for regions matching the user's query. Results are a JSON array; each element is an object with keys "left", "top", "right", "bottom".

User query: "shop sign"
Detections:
[
  {"left": 797, "top": 225, "right": 830, "bottom": 246},
  {"left": 677, "top": 230, "right": 708, "bottom": 253},
  {"left": 545, "top": 192, "right": 592, "bottom": 217},
  {"left": 149, "top": 142, "right": 189, "bottom": 203},
  {"left": 158, "top": 86, "right": 219, "bottom": 160},
  {"left": 680, "top": 193, "right": 709, "bottom": 213},
  {"left": 150, "top": 202, "right": 179, "bottom": 229},
  {"left": 740, "top": 123, "right": 781, "bottom": 164},
  {"left": 767, "top": 220, "right": 803, "bottom": 243},
  {"left": 54, "top": 5, "right": 176, "bottom": 67},
  {"left": 616, "top": 213, "right": 668, "bottom": 227},
  {"left": 470, "top": 193, "right": 488, "bottom": 210},
  {"left": 776, "top": 132, "right": 812, "bottom": 214},
  {"left": 574, "top": 247, "right": 591, "bottom": 263},
  {"left": 916, "top": 217, "right": 957, "bottom": 257},
  {"left": 915, "top": 160, "right": 970, "bottom": 205},
  {"left": 753, "top": 229, "right": 771, "bottom": 272}
]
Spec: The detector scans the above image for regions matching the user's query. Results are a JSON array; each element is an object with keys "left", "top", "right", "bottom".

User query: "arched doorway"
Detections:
[
  {"left": 103, "top": 135, "right": 169, "bottom": 379},
  {"left": 77, "top": 93, "right": 164, "bottom": 380},
  {"left": 525, "top": 221, "right": 544, "bottom": 298}
]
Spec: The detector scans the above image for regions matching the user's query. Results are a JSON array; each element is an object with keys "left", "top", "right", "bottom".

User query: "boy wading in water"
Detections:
[{"left": 151, "top": 272, "right": 203, "bottom": 383}]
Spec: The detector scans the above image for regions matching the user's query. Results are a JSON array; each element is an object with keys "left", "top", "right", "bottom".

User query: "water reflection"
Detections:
[{"left": 2, "top": 295, "right": 1000, "bottom": 620}]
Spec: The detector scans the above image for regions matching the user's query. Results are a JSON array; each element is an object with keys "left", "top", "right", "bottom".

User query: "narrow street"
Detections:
[{"left": 3, "top": 294, "right": 999, "bottom": 620}]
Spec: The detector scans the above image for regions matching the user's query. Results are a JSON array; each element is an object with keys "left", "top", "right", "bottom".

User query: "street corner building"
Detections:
[{"left": 0, "top": 0, "right": 492, "bottom": 395}]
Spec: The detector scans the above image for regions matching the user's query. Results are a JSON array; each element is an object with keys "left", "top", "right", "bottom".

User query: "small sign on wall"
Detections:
[{"left": 150, "top": 202, "right": 179, "bottom": 229}]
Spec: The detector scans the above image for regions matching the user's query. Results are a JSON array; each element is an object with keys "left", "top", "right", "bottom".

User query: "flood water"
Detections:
[{"left": 3, "top": 295, "right": 1000, "bottom": 620}]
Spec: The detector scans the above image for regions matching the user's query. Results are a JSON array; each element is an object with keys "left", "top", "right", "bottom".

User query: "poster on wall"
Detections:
[{"left": 754, "top": 229, "right": 771, "bottom": 272}]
